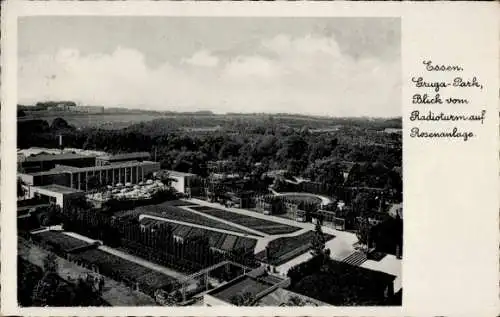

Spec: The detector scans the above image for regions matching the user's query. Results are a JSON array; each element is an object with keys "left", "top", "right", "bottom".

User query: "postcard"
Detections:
[{"left": 1, "top": 1, "right": 498, "bottom": 316}]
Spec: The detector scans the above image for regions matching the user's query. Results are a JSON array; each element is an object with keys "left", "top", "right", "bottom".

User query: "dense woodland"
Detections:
[{"left": 18, "top": 114, "right": 402, "bottom": 195}]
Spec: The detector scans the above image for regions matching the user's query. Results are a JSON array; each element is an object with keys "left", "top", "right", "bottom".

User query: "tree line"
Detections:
[{"left": 18, "top": 116, "right": 402, "bottom": 194}]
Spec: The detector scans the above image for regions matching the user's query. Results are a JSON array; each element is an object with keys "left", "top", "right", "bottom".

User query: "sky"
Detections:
[{"left": 18, "top": 17, "right": 401, "bottom": 117}]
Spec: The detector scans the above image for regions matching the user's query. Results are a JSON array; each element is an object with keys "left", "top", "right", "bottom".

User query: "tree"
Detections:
[
  {"left": 37, "top": 204, "right": 62, "bottom": 227},
  {"left": 31, "top": 273, "right": 59, "bottom": 306},
  {"left": 230, "top": 291, "right": 255, "bottom": 306},
  {"left": 43, "top": 252, "right": 58, "bottom": 273},
  {"left": 154, "top": 170, "right": 175, "bottom": 186},
  {"left": 310, "top": 221, "right": 327, "bottom": 258},
  {"left": 85, "top": 175, "right": 101, "bottom": 192},
  {"left": 287, "top": 295, "right": 306, "bottom": 306},
  {"left": 51, "top": 117, "right": 72, "bottom": 130},
  {"left": 356, "top": 217, "right": 372, "bottom": 251},
  {"left": 17, "top": 177, "right": 26, "bottom": 198}
]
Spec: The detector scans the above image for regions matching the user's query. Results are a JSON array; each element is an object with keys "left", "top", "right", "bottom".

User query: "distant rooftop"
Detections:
[
  {"left": 28, "top": 160, "right": 158, "bottom": 176},
  {"left": 165, "top": 170, "right": 197, "bottom": 177},
  {"left": 98, "top": 152, "right": 150, "bottom": 161},
  {"left": 23, "top": 152, "right": 95, "bottom": 163},
  {"left": 36, "top": 184, "right": 84, "bottom": 195}
]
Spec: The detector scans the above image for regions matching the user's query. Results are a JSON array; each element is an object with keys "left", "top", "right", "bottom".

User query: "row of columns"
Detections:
[{"left": 71, "top": 166, "right": 146, "bottom": 191}]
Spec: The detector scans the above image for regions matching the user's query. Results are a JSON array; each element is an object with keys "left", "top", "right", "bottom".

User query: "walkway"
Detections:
[
  {"left": 185, "top": 198, "right": 357, "bottom": 255},
  {"left": 63, "top": 231, "right": 187, "bottom": 280},
  {"left": 18, "top": 239, "right": 157, "bottom": 306}
]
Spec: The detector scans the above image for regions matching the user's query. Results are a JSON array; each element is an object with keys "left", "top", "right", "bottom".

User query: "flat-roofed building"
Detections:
[
  {"left": 96, "top": 152, "right": 151, "bottom": 166},
  {"left": 19, "top": 160, "right": 160, "bottom": 192},
  {"left": 162, "top": 170, "right": 203, "bottom": 197},
  {"left": 19, "top": 152, "right": 97, "bottom": 173},
  {"left": 28, "top": 184, "right": 85, "bottom": 210}
]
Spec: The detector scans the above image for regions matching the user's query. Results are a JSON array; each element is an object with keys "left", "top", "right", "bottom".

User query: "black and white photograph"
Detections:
[{"left": 15, "top": 16, "right": 403, "bottom": 307}]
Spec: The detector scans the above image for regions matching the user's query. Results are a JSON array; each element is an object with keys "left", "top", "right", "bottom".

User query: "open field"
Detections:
[
  {"left": 115, "top": 202, "right": 263, "bottom": 237},
  {"left": 19, "top": 113, "right": 162, "bottom": 129},
  {"left": 255, "top": 231, "right": 335, "bottom": 266},
  {"left": 188, "top": 206, "right": 301, "bottom": 235}
]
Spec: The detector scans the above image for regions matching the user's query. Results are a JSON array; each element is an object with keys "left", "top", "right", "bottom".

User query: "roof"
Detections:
[
  {"left": 98, "top": 152, "right": 150, "bottom": 161},
  {"left": 166, "top": 170, "right": 197, "bottom": 177},
  {"left": 208, "top": 275, "right": 272, "bottom": 303},
  {"left": 29, "top": 160, "right": 159, "bottom": 176},
  {"left": 35, "top": 184, "right": 84, "bottom": 195},
  {"left": 23, "top": 152, "right": 95, "bottom": 163}
]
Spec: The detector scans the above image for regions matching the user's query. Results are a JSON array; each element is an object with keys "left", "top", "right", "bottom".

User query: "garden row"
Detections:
[
  {"left": 188, "top": 206, "right": 301, "bottom": 235},
  {"left": 70, "top": 248, "right": 178, "bottom": 297},
  {"left": 28, "top": 230, "right": 179, "bottom": 299}
]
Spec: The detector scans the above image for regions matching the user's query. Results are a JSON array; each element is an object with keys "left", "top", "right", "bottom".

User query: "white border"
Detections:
[{"left": 2, "top": 1, "right": 499, "bottom": 316}]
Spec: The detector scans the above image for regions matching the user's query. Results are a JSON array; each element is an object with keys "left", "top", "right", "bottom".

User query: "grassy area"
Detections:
[
  {"left": 255, "top": 231, "right": 335, "bottom": 266},
  {"left": 116, "top": 202, "right": 264, "bottom": 237},
  {"left": 20, "top": 113, "right": 161, "bottom": 129},
  {"left": 188, "top": 206, "right": 301, "bottom": 235}
]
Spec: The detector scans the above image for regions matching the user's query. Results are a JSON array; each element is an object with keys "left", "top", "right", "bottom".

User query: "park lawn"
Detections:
[
  {"left": 188, "top": 206, "right": 301, "bottom": 235},
  {"left": 121, "top": 202, "right": 263, "bottom": 237}
]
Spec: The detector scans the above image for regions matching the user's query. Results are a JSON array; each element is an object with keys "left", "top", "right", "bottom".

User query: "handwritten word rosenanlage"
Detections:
[
  {"left": 410, "top": 110, "right": 486, "bottom": 124},
  {"left": 410, "top": 127, "right": 474, "bottom": 142}
]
